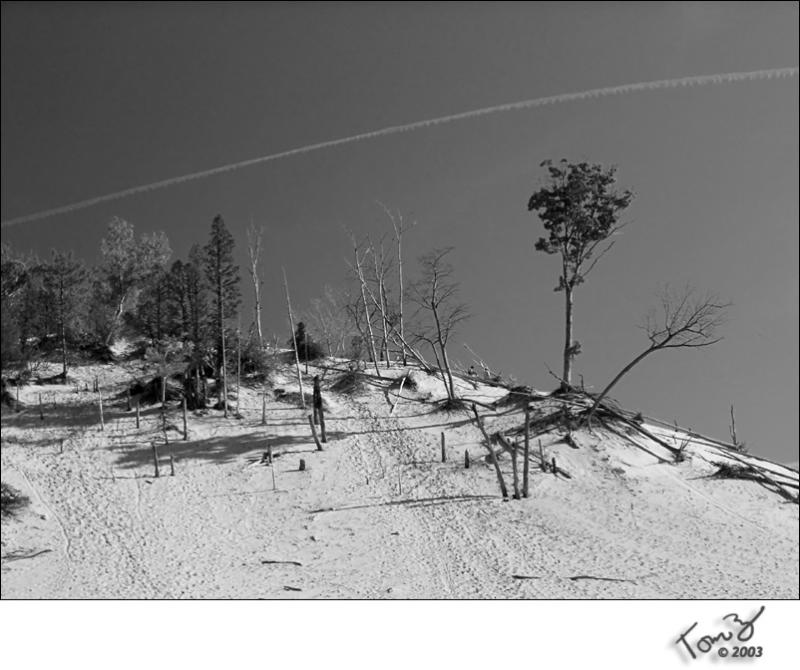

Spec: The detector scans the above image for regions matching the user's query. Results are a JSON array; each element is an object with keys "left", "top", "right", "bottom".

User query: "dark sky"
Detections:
[{"left": 2, "top": 2, "right": 798, "bottom": 464}]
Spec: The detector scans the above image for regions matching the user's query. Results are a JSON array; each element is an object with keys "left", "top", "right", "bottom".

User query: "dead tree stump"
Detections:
[
  {"left": 308, "top": 415, "right": 323, "bottom": 451},
  {"left": 318, "top": 402, "right": 327, "bottom": 443},
  {"left": 313, "top": 376, "right": 321, "bottom": 425},
  {"left": 261, "top": 391, "right": 267, "bottom": 426},
  {"left": 551, "top": 456, "right": 557, "bottom": 477},
  {"left": 523, "top": 413, "right": 530, "bottom": 498},
  {"left": 441, "top": 432, "right": 446, "bottom": 462},
  {"left": 464, "top": 449, "right": 470, "bottom": 469},
  {"left": 135, "top": 400, "right": 140, "bottom": 429},
  {"left": 170, "top": 454, "right": 175, "bottom": 477},
  {"left": 299, "top": 458, "right": 306, "bottom": 471}
]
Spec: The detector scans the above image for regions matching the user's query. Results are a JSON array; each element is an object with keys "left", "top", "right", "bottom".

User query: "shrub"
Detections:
[
  {"left": 1, "top": 482, "right": 30, "bottom": 518},
  {"left": 240, "top": 338, "right": 275, "bottom": 379}
]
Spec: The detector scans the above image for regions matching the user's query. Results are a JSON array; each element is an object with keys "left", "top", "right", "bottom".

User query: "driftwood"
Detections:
[{"left": 716, "top": 450, "right": 799, "bottom": 504}]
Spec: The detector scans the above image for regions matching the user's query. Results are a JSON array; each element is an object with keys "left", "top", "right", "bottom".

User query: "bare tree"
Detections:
[
  {"left": 378, "top": 203, "right": 416, "bottom": 365},
  {"left": 246, "top": 221, "right": 265, "bottom": 347},
  {"left": 369, "top": 237, "right": 395, "bottom": 367},
  {"left": 347, "top": 235, "right": 382, "bottom": 377},
  {"left": 303, "top": 284, "right": 352, "bottom": 358},
  {"left": 410, "top": 248, "right": 470, "bottom": 400},
  {"left": 584, "top": 285, "right": 729, "bottom": 423}
]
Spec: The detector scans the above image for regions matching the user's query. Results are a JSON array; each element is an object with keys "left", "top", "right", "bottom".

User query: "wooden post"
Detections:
[
  {"left": 471, "top": 404, "right": 508, "bottom": 499},
  {"left": 523, "top": 405, "right": 531, "bottom": 498},
  {"left": 538, "top": 439, "right": 546, "bottom": 471},
  {"left": 464, "top": 449, "right": 470, "bottom": 469},
  {"left": 93, "top": 375, "right": 98, "bottom": 393},
  {"left": 441, "top": 432, "right": 446, "bottom": 462},
  {"left": 308, "top": 415, "right": 323, "bottom": 451},
  {"left": 170, "top": 454, "right": 175, "bottom": 476},
  {"left": 152, "top": 443, "right": 160, "bottom": 477},
  {"left": 182, "top": 397, "right": 188, "bottom": 440},
  {"left": 39, "top": 393, "right": 44, "bottom": 420},
  {"left": 299, "top": 458, "right": 306, "bottom": 471},
  {"left": 511, "top": 442, "right": 521, "bottom": 500},
  {"left": 261, "top": 391, "right": 267, "bottom": 426},
  {"left": 98, "top": 392, "right": 104, "bottom": 431},
  {"left": 135, "top": 400, "right": 140, "bottom": 429},
  {"left": 551, "top": 456, "right": 557, "bottom": 477}
]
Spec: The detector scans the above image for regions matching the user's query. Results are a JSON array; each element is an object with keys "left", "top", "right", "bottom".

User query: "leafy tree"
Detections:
[
  {"left": 203, "top": 215, "right": 241, "bottom": 412},
  {"left": 528, "top": 159, "right": 633, "bottom": 390},
  {"left": 98, "top": 217, "right": 171, "bottom": 345},
  {"left": 42, "top": 250, "right": 88, "bottom": 380}
]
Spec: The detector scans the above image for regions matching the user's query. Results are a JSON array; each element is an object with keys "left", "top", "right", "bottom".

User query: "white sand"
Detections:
[{"left": 2, "top": 360, "right": 797, "bottom": 599}]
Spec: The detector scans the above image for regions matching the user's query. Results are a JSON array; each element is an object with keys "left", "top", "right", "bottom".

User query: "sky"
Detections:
[{"left": 2, "top": 2, "right": 798, "bottom": 464}]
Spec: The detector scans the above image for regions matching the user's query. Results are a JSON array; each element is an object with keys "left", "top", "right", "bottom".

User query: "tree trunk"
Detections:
[
  {"left": 584, "top": 346, "right": 655, "bottom": 423},
  {"left": 221, "top": 324, "right": 228, "bottom": 418},
  {"left": 431, "top": 302, "right": 456, "bottom": 400},
  {"left": 562, "top": 286, "right": 574, "bottom": 390},
  {"left": 282, "top": 268, "right": 306, "bottom": 409}
]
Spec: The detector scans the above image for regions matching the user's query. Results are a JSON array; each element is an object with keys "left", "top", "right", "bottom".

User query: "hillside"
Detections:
[{"left": 1, "top": 356, "right": 798, "bottom": 599}]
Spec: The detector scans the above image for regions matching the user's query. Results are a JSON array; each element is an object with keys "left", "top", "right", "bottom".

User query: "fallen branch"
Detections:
[
  {"left": 262, "top": 559, "right": 303, "bottom": 567},
  {"left": 511, "top": 574, "right": 541, "bottom": 580},
  {"left": 1, "top": 548, "right": 53, "bottom": 562},
  {"left": 283, "top": 585, "right": 302, "bottom": 592},
  {"left": 471, "top": 404, "right": 508, "bottom": 499},
  {"left": 389, "top": 376, "right": 407, "bottom": 415},
  {"left": 568, "top": 575, "right": 634, "bottom": 584}
]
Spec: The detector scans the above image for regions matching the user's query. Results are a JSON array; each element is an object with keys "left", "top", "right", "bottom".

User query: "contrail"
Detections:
[{"left": 2, "top": 66, "right": 796, "bottom": 229}]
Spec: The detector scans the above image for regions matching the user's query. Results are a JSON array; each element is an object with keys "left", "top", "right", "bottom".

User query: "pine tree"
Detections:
[
  {"left": 528, "top": 160, "right": 633, "bottom": 390},
  {"left": 42, "top": 250, "right": 87, "bottom": 380},
  {"left": 203, "top": 215, "right": 241, "bottom": 413}
]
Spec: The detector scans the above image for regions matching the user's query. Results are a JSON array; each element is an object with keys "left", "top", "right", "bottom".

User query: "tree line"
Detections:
[{"left": 1, "top": 159, "right": 729, "bottom": 418}]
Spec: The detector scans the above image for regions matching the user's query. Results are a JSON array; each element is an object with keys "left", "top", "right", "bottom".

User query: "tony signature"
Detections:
[{"left": 675, "top": 605, "right": 765, "bottom": 659}]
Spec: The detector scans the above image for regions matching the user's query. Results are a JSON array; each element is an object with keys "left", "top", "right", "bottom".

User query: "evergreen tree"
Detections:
[
  {"left": 203, "top": 215, "right": 241, "bottom": 411},
  {"left": 42, "top": 250, "right": 88, "bottom": 380}
]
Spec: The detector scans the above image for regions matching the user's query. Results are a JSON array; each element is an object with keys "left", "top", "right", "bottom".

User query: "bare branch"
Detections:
[{"left": 584, "top": 285, "right": 729, "bottom": 423}]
